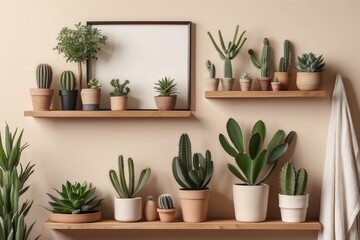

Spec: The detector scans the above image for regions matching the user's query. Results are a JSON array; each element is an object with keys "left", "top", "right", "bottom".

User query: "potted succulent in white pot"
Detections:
[
  {"left": 205, "top": 60, "right": 219, "bottom": 91},
  {"left": 279, "top": 162, "right": 309, "bottom": 223},
  {"left": 45, "top": 181, "right": 103, "bottom": 223},
  {"left": 154, "top": 77, "right": 178, "bottom": 110},
  {"left": 81, "top": 78, "right": 102, "bottom": 110},
  {"left": 296, "top": 52, "right": 326, "bottom": 90},
  {"left": 157, "top": 194, "right": 176, "bottom": 222},
  {"left": 59, "top": 70, "right": 78, "bottom": 110},
  {"left": 219, "top": 118, "right": 295, "bottom": 222},
  {"left": 110, "top": 79, "right": 130, "bottom": 111},
  {"left": 208, "top": 25, "right": 247, "bottom": 91},
  {"left": 239, "top": 72, "right": 252, "bottom": 91},
  {"left": 30, "top": 63, "right": 53, "bottom": 110},
  {"left": 172, "top": 133, "right": 214, "bottom": 223},
  {"left": 274, "top": 40, "right": 292, "bottom": 90},
  {"left": 109, "top": 155, "right": 151, "bottom": 222}
]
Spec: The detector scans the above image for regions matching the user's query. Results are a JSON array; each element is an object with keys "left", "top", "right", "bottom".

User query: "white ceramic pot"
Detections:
[
  {"left": 233, "top": 184, "right": 269, "bottom": 222},
  {"left": 296, "top": 72, "right": 321, "bottom": 90},
  {"left": 239, "top": 78, "right": 252, "bottom": 91},
  {"left": 279, "top": 194, "right": 309, "bottom": 223},
  {"left": 114, "top": 197, "right": 142, "bottom": 222},
  {"left": 220, "top": 78, "right": 234, "bottom": 91},
  {"left": 205, "top": 78, "right": 220, "bottom": 91},
  {"left": 178, "top": 189, "right": 209, "bottom": 222}
]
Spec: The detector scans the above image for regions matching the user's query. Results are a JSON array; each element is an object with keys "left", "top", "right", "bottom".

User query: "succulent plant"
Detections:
[
  {"left": 240, "top": 72, "right": 252, "bottom": 80},
  {"left": 248, "top": 38, "right": 270, "bottom": 77},
  {"left": 274, "top": 77, "right": 279, "bottom": 83},
  {"left": 278, "top": 40, "right": 291, "bottom": 72},
  {"left": 172, "top": 134, "right": 214, "bottom": 190},
  {"left": 154, "top": 77, "right": 178, "bottom": 96},
  {"left": 219, "top": 118, "right": 296, "bottom": 185},
  {"left": 109, "top": 155, "right": 151, "bottom": 198},
  {"left": 45, "top": 181, "right": 103, "bottom": 214},
  {"left": 158, "top": 194, "right": 175, "bottom": 209},
  {"left": 280, "top": 162, "right": 308, "bottom": 195},
  {"left": 110, "top": 79, "right": 130, "bottom": 96},
  {"left": 206, "top": 60, "right": 216, "bottom": 78},
  {"left": 296, "top": 53, "right": 326, "bottom": 72},
  {"left": 208, "top": 25, "right": 247, "bottom": 78},
  {"left": 60, "top": 70, "right": 77, "bottom": 90},
  {"left": 36, "top": 63, "right": 52, "bottom": 88},
  {"left": 88, "top": 78, "right": 102, "bottom": 89}
]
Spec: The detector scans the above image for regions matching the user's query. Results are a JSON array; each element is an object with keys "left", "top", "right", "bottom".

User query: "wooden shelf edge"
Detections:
[
  {"left": 43, "top": 219, "right": 321, "bottom": 231},
  {"left": 24, "top": 110, "right": 192, "bottom": 118},
  {"left": 205, "top": 91, "right": 327, "bottom": 99}
]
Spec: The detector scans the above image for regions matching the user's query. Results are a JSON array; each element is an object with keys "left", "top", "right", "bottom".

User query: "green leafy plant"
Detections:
[
  {"left": 240, "top": 72, "right": 252, "bottom": 80},
  {"left": 45, "top": 181, "right": 103, "bottom": 214},
  {"left": 54, "top": 22, "right": 107, "bottom": 90},
  {"left": 110, "top": 79, "right": 130, "bottom": 96},
  {"left": 154, "top": 77, "right": 178, "bottom": 96},
  {"left": 109, "top": 155, "right": 151, "bottom": 198},
  {"left": 0, "top": 124, "right": 39, "bottom": 240},
  {"left": 219, "top": 118, "right": 296, "bottom": 185},
  {"left": 88, "top": 78, "right": 102, "bottom": 89},
  {"left": 296, "top": 53, "right": 326, "bottom": 72},
  {"left": 280, "top": 162, "right": 308, "bottom": 195},
  {"left": 248, "top": 38, "right": 270, "bottom": 77},
  {"left": 158, "top": 194, "right": 175, "bottom": 209},
  {"left": 60, "top": 70, "right": 77, "bottom": 91},
  {"left": 36, "top": 63, "right": 52, "bottom": 89},
  {"left": 172, "top": 134, "right": 214, "bottom": 190},
  {"left": 278, "top": 40, "right": 291, "bottom": 72},
  {"left": 206, "top": 60, "right": 216, "bottom": 78}
]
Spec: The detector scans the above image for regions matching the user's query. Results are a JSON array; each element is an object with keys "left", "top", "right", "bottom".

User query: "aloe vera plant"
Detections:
[
  {"left": 280, "top": 162, "right": 308, "bottom": 195},
  {"left": 296, "top": 52, "right": 325, "bottom": 72}
]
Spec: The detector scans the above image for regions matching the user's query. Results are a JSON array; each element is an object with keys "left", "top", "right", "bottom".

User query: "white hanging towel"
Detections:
[{"left": 318, "top": 75, "right": 360, "bottom": 240}]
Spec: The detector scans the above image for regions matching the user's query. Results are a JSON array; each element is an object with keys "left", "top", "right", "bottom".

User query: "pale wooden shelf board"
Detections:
[
  {"left": 24, "top": 110, "right": 192, "bottom": 118},
  {"left": 43, "top": 219, "right": 321, "bottom": 231},
  {"left": 205, "top": 91, "right": 327, "bottom": 99}
]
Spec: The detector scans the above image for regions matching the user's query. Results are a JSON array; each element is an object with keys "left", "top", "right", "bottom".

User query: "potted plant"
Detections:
[
  {"left": 0, "top": 124, "right": 39, "bottom": 240},
  {"left": 219, "top": 118, "right": 295, "bottom": 222},
  {"left": 248, "top": 38, "right": 272, "bottom": 91},
  {"left": 279, "top": 162, "right": 309, "bottom": 223},
  {"left": 45, "top": 181, "right": 103, "bottom": 223},
  {"left": 157, "top": 194, "right": 176, "bottom": 222},
  {"left": 172, "top": 133, "right": 214, "bottom": 222},
  {"left": 274, "top": 40, "right": 292, "bottom": 90},
  {"left": 208, "top": 25, "right": 247, "bottom": 91},
  {"left": 296, "top": 52, "right": 326, "bottom": 90},
  {"left": 81, "top": 78, "right": 102, "bottom": 110},
  {"left": 271, "top": 77, "right": 281, "bottom": 91},
  {"left": 239, "top": 72, "right": 252, "bottom": 91},
  {"left": 205, "top": 60, "right": 219, "bottom": 91},
  {"left": 109, "top": 155, "right": 151, "bottom": 222},
  {"left": 54, "top": 22, "right": 107, "bottom": 90},
  {"left": 30, "top": 63, "right": 53, "bottom": 110},
  {"left": 59, "top": 70, "right": 78, "bottom": 110},
  {"left": 110, "top": 79, "right": 130, "bottom": 111},
  {"left": 154, "top": 77, "right": 178, "bottom": 110}
]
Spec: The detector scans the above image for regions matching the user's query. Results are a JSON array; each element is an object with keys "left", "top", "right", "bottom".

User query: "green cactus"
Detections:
[
  {"left": 109, "top": 155, "right": 151, "bottom": 198},
  {"left": 110, "top": 79, "right": 130, "bottom": 96},
  {"left": 296, "top": 53, "right": 326, "bottom": 72},
  {"left": 207, "top": 25, "right": 247, "bottom": 78},
  {"left": 278, "top": 40, "right": 291, "bottom": 72},
  {"left": 158, "top": 194, "right": 175, "bottom": 209},
  {"left": 172, "top": 134, "right": 214, "bottom": 190},
  {"left": 36, "top": 64, "right": 52, "bottom": 88},
  {"left": 248, "top": 38, "right": 270, "bottom": 77},
  {"left": 206, "top": 60, "right": 216, "bottom": 78},
  {"left": 240, "top": 72, "right": 252, "bottom": 80},
  {"left": 280, "top": 162, "right": 308, "bottom": 195},
  {"left": 60, "top": 70, "right": 77, "bottom": 90}
]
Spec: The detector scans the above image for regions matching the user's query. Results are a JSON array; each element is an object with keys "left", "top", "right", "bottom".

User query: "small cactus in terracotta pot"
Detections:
[
  {"left": 30, "top": 63, "right": 54, "bottom": 111},
  {"left": 157, "top": 194, "right": 176, "bottom": 222}
]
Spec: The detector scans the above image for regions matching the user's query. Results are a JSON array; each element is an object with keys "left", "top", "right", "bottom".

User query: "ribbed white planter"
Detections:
[
  {"left": 114, "top": 197, "right": 142, "bottom": 222},
  {"left": 279, "top": 194, "right": 309, "bottom": 222}
]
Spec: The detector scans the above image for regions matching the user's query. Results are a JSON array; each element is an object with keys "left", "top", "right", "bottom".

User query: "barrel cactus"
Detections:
[
  {"left": 158, "top": 194, "right": 175, "bottom": 209},
  {"left": 36, "top": 63, "right": 52, "bottom": 88},
  {"left": 280, "top": 162, "right": 308, "bottom": 195},
  {"left": 248, "top": 38, "right": 270, "bottom": 77},
  {"left": 60, "top": 70, "right": 77, "bottom": 90}
]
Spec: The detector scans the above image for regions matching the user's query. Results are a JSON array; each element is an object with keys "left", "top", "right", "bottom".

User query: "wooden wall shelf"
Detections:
[
  {"left": 24, "top": 110, "right": 192, "bottom": 118},
  {"left": 205, "top": 91, "right": 327, "bottom": 99},
  {"left": 44, "top": 219, "right": 321, "bottom": 231}
]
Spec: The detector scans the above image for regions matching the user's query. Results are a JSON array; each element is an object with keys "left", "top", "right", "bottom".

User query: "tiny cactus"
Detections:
[
  {"left": 274, "top": 77, "right": 279, "bottom": 83},
  {"left": 110, "top": 79, "right": 130, "bottom": 96},
  {"left": 36, "top": 64, "right": 52, "bottom": 88},
  {"left": 278, "top": 40, "right": 291, "bottom": 72},
  {"left": 280, "top": 162, "right": 308, "bottom": 195},
  {"left": 206, "top": 60, "right": 216, "bottom": 78},
  {"left": 88, "top": 78, "right": 102, "bottom": 89},
  {"left": 158, "top": 194, "right": 175, "bottom": 209},
  {"left": 60, "top": 70, "right": 77, "bottom": 90},
  {"left": 248, "top": 38, "right": 270, "bottom": 77},
  {"left": 240, "top": 72, "right": 252, "bottom": 80}
]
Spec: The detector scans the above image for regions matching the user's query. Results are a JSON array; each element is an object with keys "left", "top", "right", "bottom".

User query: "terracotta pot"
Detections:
[
  {"left": 30, "top": 88, "right": 53, "bottom": 111},
  {"left": 205, "top": 78, "right": 220, "bottom": 91},
  {"left": 296, "top": 72, "right": 322, "bottom": 90},
  {"left": 59, "top": 90, "right": 78, "bottom": 110},
  {"left": 279, "top": 194, "right": 309, "bottom": 223},
  {"left": 81, "top": 89, "right": 101, "bottom": 110},
  {"left": 154, "top": 95, "right": 177, "bottom": 110},
  {"left": 114, "top": 197, "right": 142, "bottom": 222},
  {"left": 274, "top": 72, "right": 291, "bottom": 90},
  {"left": 257, "top": 77, "right": 272, "bottom": 91},
  {"left": 271, "top": 82, "right": 281, "bottom": 91},
  {"left": 233, "top": 184, "right": 269, "bottom": 222},
  {"left": 178, "top": 189, "right": 209, "bottom": 223},
  {"left": 220, "top": 78, "right": 234, "bottom": 91},
  {"left": 157, "top": 208, "right": 176, "bottom": 222},
  {"left": 50, "top": 211, "right": 101, "bottom": 223},
  {"left": 239, "top": 78, "right": 252, "bottom": 91},
  {"left": 110, "top": 96, "right": 128, "bottom": 111}
]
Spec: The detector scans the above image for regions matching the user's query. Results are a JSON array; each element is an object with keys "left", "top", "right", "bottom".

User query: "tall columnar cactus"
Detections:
[
  {"left": 172, "top": 134, "right": 214, "bottom": 190},
  {"left": 36, "top": 63, "right": 52, "bottom": 88},
  {"left": 278, "top": 40, "right": 291, "bottom": 72},
  {"left": 207, "top": 25, "right": 247, "bottom": 78},
  {"left": 60, "top": 70, "right": 77, "bottom": 90},
  {"left": 206, "top": 60, "right": 216, "bottom": 78},
  {"left": 280, "top": 162, "right": 308, "bottom": 195},
  {"left": 248, "top": 38, "right": 270, "bottom": 77},
  {"left": 158, "top": 194, "right": 175, "bottom": 209}
]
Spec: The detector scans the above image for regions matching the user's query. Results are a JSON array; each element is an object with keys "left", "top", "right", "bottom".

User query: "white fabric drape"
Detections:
[{"left": 318, "top": 75, "right": 360, "bottom": 240}]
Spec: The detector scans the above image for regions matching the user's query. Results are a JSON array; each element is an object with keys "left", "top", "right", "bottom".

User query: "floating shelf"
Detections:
[
  {"left": 205, "top": 91, "right": 327, "bottom": 99},
  {"left": 43, "top": 219, "right": 321, "bottom": 231},
  {"left": 24, "top": 110, "right": 192, "bottom": 118}
]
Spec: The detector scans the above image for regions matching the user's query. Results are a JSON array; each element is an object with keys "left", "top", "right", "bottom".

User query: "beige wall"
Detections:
[{"left": 1, "top": 0, "right": 360, "bottom": 239}]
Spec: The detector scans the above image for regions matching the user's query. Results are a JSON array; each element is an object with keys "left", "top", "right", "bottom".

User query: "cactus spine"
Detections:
[
  {"left": 60, "top": 70, "right": 77, "bottom": 90},
  {"left": 248, "top": 38, "right": 270, "bottom": 77},
  {"left": 206, "top": 60, "right": 216, "bottom": 78},
  {"left": 158, "top": 194, "right": 175, "bottom": 209},
  {"left": 280, "top": 162, "right": 308, "bottom": 195},
  {"left": 36, "top": 64, "right": 52, "bottom": 88},
  {"left": 278, "top": 40, "right": 291, "bottom": 72}
]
